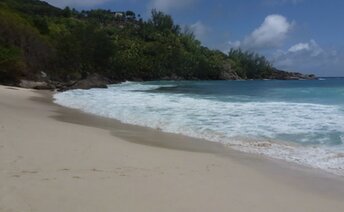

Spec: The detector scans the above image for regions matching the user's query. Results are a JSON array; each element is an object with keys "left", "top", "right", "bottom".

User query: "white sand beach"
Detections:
[{"left": 1, "top": 85, "right": 344, "bottom": 212}]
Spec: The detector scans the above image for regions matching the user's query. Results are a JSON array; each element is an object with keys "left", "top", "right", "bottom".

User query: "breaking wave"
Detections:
[{"left": 54, "top": 81, "right": 344, "bottom": 176}]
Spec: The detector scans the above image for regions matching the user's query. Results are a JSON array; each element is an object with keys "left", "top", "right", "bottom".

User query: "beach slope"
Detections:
[{"left": 0, "top": 85, "right": 344, "bottom": 212}]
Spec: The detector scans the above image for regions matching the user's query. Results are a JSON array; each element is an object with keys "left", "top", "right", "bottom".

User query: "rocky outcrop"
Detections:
[
  {"left": 15, "top": 69, "right": 317, "bottom": 91},
  {"left": 58, "top": 74, "right": 109, "bottom": 91},
  {"left": 219, "top": 62, "right": 241, "bottom": 80},
  {"left": 219, "top": 71, "right": 241, "bottom": 80},
  {"left": 269, "top": 69, "right": 317, "bottom": 80},
  {"left": 161, "top": 74, "right": 185, "bottom": 81},
  {"left": 19, "top": 80, "right": 54, "bottom": 90},
  {"left": 18, "top": 74, "right": 111, "bottom": 91}
]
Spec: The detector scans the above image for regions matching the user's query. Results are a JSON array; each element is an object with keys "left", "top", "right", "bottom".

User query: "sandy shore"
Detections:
[{"left": 1, "top": 85, "right": 344, "bottom": 212}]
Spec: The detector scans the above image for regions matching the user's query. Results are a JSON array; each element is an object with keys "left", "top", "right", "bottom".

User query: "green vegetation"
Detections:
[{"left": 0, "top": 0, "right": 276, "bottom": 85}]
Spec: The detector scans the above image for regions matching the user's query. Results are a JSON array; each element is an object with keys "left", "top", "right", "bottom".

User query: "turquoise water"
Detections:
[
  {"left": 54, "top": 78, "right": 344, "bottom": 175},
  {"left": 149, "top": 78, "right": 344, "bottom": 145}
]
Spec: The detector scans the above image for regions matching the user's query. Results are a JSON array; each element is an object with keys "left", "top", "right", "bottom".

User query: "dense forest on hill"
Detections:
[{"left": 0, "top": 0, "right": 315, "bottom": 87}]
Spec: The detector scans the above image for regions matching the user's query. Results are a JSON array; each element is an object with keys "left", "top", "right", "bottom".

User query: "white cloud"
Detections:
[
  {"left": 45, "top": 0, "right": 112, "bottom": 8},
  {"left": 228, "top": 14, "right": 293, "bottom": 50},
  {"left": 288, "top": 42, "right": 310, "bottom": 52},
  {"left": 189, "top": 21, "right": 209, "bottom": 40},
  {"left": 244, "top": 14, "right": 293, "bottom": 49},
  {"left": 272, "top": 40, "right": 342, "bottom": 75},
  {"left": 227, "top": 41, "right": 241, "bottom": 49},
  {"left": 149, "top": 0, "right": 197, "bottom": 12},
  {"left": 287, "top": 40, "right": 323, "bottom": 56}
]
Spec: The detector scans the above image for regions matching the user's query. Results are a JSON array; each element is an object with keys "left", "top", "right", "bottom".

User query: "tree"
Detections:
[
  {"left": 55, "top": 24, "right": 114, "bottom": 80},
  {"left": 32, "top": 16, "right": 49, "bottom": 34},
  {"left": 148, "top": 9, "right": 180, "bottom": 34},
  {"left": 0, "top": 0, "right": 281, "bottom": 86},
  {"left": 227, "top": 49, "right": 273, "bottom": 79},
  {"left": 0, "top": 7, "right": 52, "bottom": 79},
  {"left": 0, "top": 45, "right": 25, "bottom": 84},
  {"left": 62, "top": 6, "right": 72, "bottom": 17}
]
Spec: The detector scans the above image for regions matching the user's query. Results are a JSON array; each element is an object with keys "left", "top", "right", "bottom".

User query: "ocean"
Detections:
[{"left": 54, "top": 78, "right": 344, "bottom": 175}]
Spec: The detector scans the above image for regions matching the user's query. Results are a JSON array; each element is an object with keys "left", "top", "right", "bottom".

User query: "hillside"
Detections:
[{"left": 0, "top": 0, "right": 316, "bottom": 89}]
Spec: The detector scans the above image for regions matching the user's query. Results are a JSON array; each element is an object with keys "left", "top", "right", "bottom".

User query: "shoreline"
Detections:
[
  {"left": 1, "top": 85, "right": 344, "bottom": 211},
  {"left": 54, "top": 81, "right": 344, "bottom": 176},
  {"left": 50, "top": 89, "right": 344, "bottom": 186}
]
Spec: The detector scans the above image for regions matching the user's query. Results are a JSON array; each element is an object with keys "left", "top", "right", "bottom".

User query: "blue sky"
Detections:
[{"left": 45, "top": 0, "right": 344, "bottom": 76}]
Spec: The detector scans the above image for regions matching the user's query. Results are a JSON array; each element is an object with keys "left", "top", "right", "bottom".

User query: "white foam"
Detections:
[{"left": 54, "top": 82, "right": 344, "bottom": 176}]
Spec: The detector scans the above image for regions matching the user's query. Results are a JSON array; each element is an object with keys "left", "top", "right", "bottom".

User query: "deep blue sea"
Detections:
[{"left": 54, "top": 78, "right": 344, "bottom": 175}]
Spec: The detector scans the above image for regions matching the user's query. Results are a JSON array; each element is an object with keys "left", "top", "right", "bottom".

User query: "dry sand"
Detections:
[{"left": 1, "top": 85, "right": 344, "bottom": 212}]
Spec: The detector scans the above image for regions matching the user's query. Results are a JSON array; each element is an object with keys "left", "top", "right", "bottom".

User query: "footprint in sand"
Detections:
[
  {"left": 42, "top": 178, "right": 56, "bottom": 181},
  {"left": 21, "top": 170, "right": 38, "bottom": 174}
]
